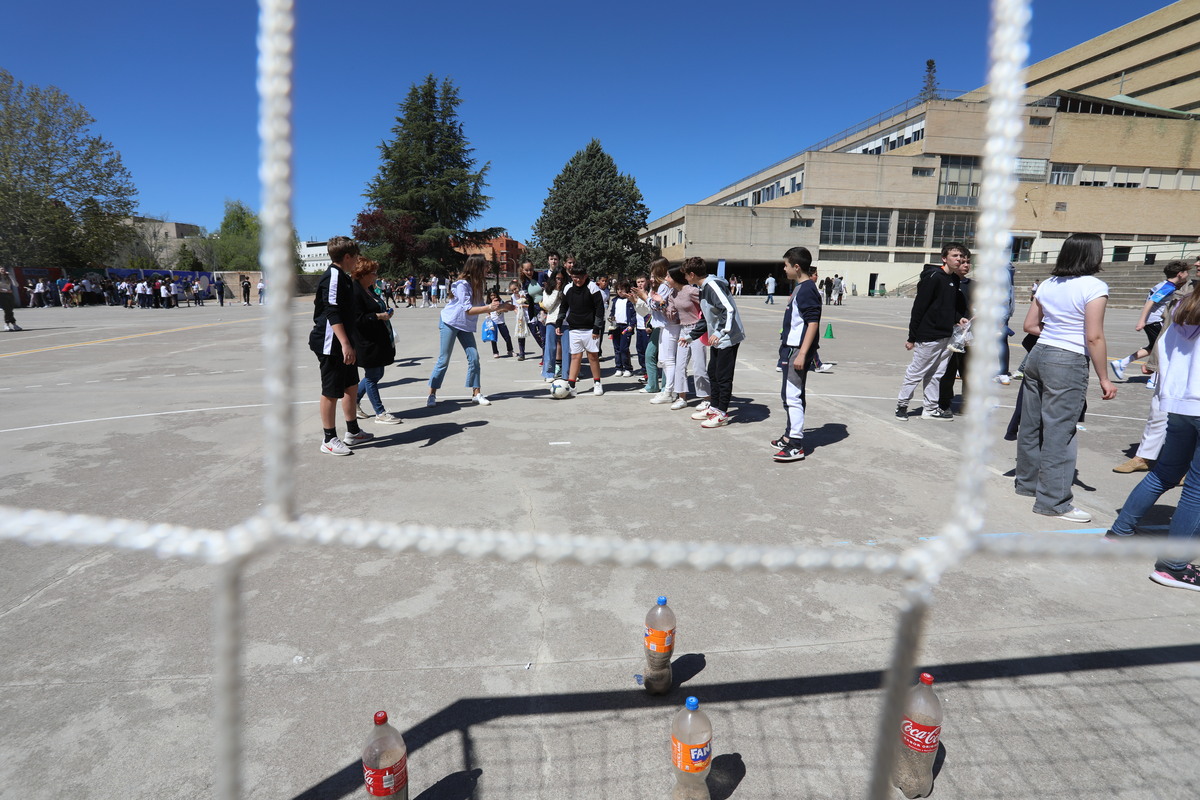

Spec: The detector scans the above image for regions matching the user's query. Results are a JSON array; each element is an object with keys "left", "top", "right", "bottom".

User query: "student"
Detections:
[
  {"left": 631, "top": 258, "right": 672, "bottom": 395},
  {"left": 509, "top": 280, "right": 530, "bottom": 360},
  {"left": 667, "top": 266, "right": 711, "bottom": 410},
  {"left": 633, "top": 276, "right": 651, "bottom": 382},
  {"left": 0, "top": 267, "right": 22, "bottom": 331},
  {"left": 1111, "top": 261, "right": 1194, "bottom": 381},
  {"left": 1016, "top": 233, "right": 1116, "bottom": 522},
  {"left": 350, "top": 258, "right": 401, "bottom": 425},
  {"left": 427, "top": 255, "right": 507, "bottom": 406},
  {"left": 611, "top": 281, "right": 636, "bottom": 377},
  {"left": 764, "top": 273, "right": 777, "bottom": 304},
  {"left": 682, "top": 257, "right": 744, "bottom": 428},
  {"left": 773, "top": 247, "right": 822, "bottom": 462},
  {"left": 519, "top": 261, "right": 544, "bottom": 351},
  {"left": 540, "top": 273, "right": 565, "bottom": 381},
  {"left": 895, "top": 244, "right": 969, "bottom": 421},
  {"left": 486, "top": 288, "right": 514, "bottom": 358},
  {"left": 309, "top": 236, "right": 374, "bottom": 456},
  {"left": 555, "top": 265, "right": 606, "bottom": 396}
]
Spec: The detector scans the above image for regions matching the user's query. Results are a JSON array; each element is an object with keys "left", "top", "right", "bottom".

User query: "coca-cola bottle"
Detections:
[
  {"left": 893, "top": 672, "right": 942, "bottom": 799},
  {"left": 644, "top": 595, "right": 676, "bottom": 695},
  {"left": 363, "top": 711, "right": 409, "bottom": 799},
  {"left": 671, "top": 696, "right": 712, "bottom": 800}
]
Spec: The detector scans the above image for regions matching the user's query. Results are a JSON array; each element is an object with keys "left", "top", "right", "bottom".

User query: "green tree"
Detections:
[
  {"left": 920, "top": 59, "right": 941, "bottom": 102},
  {"left": 214, "top": 200, "right": 261, "bottom": 271},
  {"left": 0, "top": 68, "right": 138, "bottom": 270},
  {"left": 363, "top": 75, "right": 501, "bottom": 273},
  {"left": 175, "top": 243, "right": 203, "bottom": 272},
  {"left": 531, "top": 139, "right": 652, "bottom": 277}
]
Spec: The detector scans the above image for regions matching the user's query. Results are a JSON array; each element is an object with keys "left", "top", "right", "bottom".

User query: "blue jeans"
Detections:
[
  {"left": 542, "top": 324, "right": 560, "bottom": 380},
  {"left": 358, "top": 366, "right": 386, "bottom": 415},
  {"left": 429, "top": 320, "right": 480, "bottom": 390},
  {"left": 646, "top": 327, "right": 663, "bottom": 392},
  {"left": 1015, "top": 344, "right": 1089, "bottom": 514},
  {"left": 1111, "top": 412, "right": 1200, "bottom": 571}
]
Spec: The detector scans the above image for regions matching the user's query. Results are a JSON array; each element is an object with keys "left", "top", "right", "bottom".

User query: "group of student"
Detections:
[{"left": 309, "top": 237, "right": 827, "bottom": 464}]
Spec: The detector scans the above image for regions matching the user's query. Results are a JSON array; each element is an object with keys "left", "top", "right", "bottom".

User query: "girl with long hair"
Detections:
[
  {"left": 1015, "top": 233, "right": 1117, "bottom": 522},
  {"left": 427, "top": 255, "right": 507, "bottom": 406},
  {"left": 539, "top": 272, "right": 566, "bottom": 381},
  {"left": 1108, "top": 286, "right": 1200, "bottom": 590}
]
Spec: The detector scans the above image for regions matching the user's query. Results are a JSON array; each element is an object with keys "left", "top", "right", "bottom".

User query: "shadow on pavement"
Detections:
[
  {"left": 708, "top": 752, "right": 746, "bottom": 800},
  {"left": 291, "top": 642, "right": 1200, "bottom": 799}
]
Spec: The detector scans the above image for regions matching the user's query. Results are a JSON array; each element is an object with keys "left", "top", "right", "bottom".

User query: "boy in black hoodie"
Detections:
[
  {"left": 555, "top": 266, "right": 607, "bottom": 396},
  {"left": 895, "top": 243, "right": 969, "bottom": 421}
]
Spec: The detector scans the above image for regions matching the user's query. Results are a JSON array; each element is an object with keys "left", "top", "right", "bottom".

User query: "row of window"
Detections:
[
  {"left": 819, "top": 207, "right": 977, "bottom": 248},
  {"left": 1050, "top": 163, "right": 1200, "bottom": 190}
]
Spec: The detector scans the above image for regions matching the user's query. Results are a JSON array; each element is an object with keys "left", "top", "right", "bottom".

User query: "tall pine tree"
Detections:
[
  {"left": 361, "top": 75, "right": 499, "bottom": 274},
  {"left": 532, "top": 140, "right": 652, "bottom": 277}
]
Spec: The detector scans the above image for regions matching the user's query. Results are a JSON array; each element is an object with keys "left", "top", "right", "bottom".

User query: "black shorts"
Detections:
[
  {"left": 1144, "top": 321, "right": 1163, "bottom": 348},
  {"left": 317, "top": 354, "right": 359, "bottom": 399}
]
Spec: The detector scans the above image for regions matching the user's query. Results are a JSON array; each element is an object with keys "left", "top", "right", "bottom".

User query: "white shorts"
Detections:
[{"left": 569, "top": 329, "right": 599, "bottom": 354}]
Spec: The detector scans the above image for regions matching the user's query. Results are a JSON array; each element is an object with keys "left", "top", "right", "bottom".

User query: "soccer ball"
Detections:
[{"left": 549, "top": 379, "right": 573, "bottom": 399}]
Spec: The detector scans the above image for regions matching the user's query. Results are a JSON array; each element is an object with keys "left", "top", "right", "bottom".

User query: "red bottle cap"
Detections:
[
  {"left": 919, "top": 672, "right": 934, "bottom": 685},
  {"left": 374, "top": 711, "right": 388, "bottom": 725}
]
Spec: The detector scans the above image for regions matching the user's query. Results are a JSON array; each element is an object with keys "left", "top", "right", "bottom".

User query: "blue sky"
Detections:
[{"left": 6, "top": 0, "right": 1170, "bottom": 244}]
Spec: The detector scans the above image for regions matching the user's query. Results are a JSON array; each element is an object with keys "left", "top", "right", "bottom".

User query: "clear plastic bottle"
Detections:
[
  {"left": 671, "top": 696, "right": 712, "bottom": 797},
  {"left": 362, "top": 710, "right": 409, "bottom": 799},
  {"left": 644, "top": 595, "right": 676, "bottom": 695},
  {"left": 892, "top": 673, "right": 943, "bottom": 799}
]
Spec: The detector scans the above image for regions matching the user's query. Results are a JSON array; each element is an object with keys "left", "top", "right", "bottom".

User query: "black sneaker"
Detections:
[
  {"left": 922, "top": 407, "right": 954, "bottom": 420},
  {"left": 1149, "top": 563, "right": 1200, "bottom": 592},
  {"left": 773, "top": 444, "right": 805, "bottom": 462},
  {"left": 1103, "top": 530, "right": 1135, "bottom": 542},
  {"left": 770, "top": 434, "right": 788, "bottom": 450},
  {"left": 895, "top": 404, "right": 909, "bottom": 420}
]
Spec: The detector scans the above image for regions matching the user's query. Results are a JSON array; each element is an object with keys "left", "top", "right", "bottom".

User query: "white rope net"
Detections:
[{"left": 2, "top": 0, "right": 1194, "bottom": 797}]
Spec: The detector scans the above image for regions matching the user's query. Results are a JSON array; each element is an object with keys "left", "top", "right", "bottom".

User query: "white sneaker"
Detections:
[
  {"left": 473, "top": 394, "right": 491, "bottom": 406},
  {"left": 593, "top": 384, "right": 604, "bottom": 396},
  {"left": 695, "top": 400, "right": 711, "bottom": 412},
  {"left": 375, "top": 413, "right": 402, "bottom": 424},
  {"left": 691, "top": 407, "right": 716, "bottom": 421},
  {"left": 320, "top": 436, "right": 352, "bottom": 456},
  {"left": 816, "top": 364, "right": 833, "bottom": 373},
  {"left": 994, "top": 374, "right": 1011, "bottom": 385},
  {"left": 670, "top": 397, "right": 687, "bottom": 410},
  {"left": 650, "top": 391, "right": 674, "bottom": 404},
  {"left": 343, "top": 430, "right": 375, "bottom": 446},
  {"left": 637, "top": 386, "right": 655, "bottom": 394},
  {"left": 356, "top": 403, "right": 371, "bottom": 419},
  {"left": 700, "top": 411, "right": 730, "bottom": 428},
  {"left": 3, "top": 323, "right": 11, "bottom": 331}
]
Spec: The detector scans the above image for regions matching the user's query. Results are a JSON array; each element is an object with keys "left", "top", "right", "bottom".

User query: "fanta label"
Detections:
[
  {"left": 644, "top": 626, "right": 675, "bottom": 652},
  {"left": 901, "top": 717, "right": 941, "bottom": 753},
  {"left": 363, "top": 754, "right": 408, "bottom": 796},
  {"left": 671, "top": 735, "right": 712, "bottom": 772}
]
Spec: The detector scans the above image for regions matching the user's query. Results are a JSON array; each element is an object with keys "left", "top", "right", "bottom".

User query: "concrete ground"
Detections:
[{"left": 0, "top": 291, "right": 1196, "bottom": 800}]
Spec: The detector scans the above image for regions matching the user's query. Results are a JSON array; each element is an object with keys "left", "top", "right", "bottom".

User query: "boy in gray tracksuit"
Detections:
[{"left": 682, "top": 257, "right": 744, "bottom": 428}]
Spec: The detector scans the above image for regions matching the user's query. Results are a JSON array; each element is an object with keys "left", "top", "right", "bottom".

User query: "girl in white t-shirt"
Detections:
[
  {"left": 1015, "top": 233, "right": 1116, "bottom": 523},
  {"left": 486, "top": 288, "right": 513, "bottom": 358}
]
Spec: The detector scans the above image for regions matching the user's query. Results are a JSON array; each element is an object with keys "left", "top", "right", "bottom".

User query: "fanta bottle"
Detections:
[
  {"left": 363, "top": 711, "right": 409, "bottom": 799},
  {"left": 644, "top": 595, "right": 676, "bottom": 695},
  {"left": 892, "top": 673, "right": 943, "bottom": 798},
  {"left": 671, "top": 696, "right": 712, "bottom": 797}
]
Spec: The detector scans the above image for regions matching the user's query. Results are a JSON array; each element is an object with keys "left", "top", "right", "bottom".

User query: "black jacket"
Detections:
[
  {"left": 907, "top": 265, "right": 965, "bottom": 343},
  {"left": 556, "top": 282, "right": 606, "bottom": 335},
  {"left": 350, "top": 281, "right": 395, "bottom": 368}
]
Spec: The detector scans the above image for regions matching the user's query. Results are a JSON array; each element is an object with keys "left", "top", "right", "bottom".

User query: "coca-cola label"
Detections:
[
  {"left": 363, "top": 754, "right": 408, "bottom": 797},
  {"left": 645, "top": 626, "right": 675, "bottom": 652},
  {"left": 901, "top": 717, "right": 941, "bottom": 753},
  {"left": 671, "top": 735, "right": 712, "bottom": 772}
]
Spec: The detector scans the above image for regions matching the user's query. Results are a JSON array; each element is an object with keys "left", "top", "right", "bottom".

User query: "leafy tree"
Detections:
[
  {"left": 364, "top": 75, "right": 501, "bottom": 273},
  {"left": 175, "top": 243, "right": 203, "bottom": 272},
  {"left": 531, "top": 139, "right": 652, "bottom": 277},
  {"left": 0, "top": 68, "right": 138, "bottom": 270},
  {"left": 214, "top": 200, "right": 261, "bottom": 272},
  {"left": 920, "top": 60, "right": 941, "bottom": 102}
]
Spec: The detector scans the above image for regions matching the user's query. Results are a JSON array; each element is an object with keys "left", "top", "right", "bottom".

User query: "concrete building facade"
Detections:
[{"left": 641, "top": 1, "right": 1200, "bottom": 296}]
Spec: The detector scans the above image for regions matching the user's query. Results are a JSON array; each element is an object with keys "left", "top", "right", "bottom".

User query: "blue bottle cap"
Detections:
[
  {"left": 685, "top": 696, "right": 699, "bottom": 711},
  {"left": 657, "top": 596, "right": 668, "bottom": 606}
]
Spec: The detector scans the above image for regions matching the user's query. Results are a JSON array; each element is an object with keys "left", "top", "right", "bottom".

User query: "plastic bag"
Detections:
[
  {"left": 947, "top": 321, "right": 973, "bottom": 353},
  {"left": 481, "top": 318, "right": 497, "bottom": 342}
]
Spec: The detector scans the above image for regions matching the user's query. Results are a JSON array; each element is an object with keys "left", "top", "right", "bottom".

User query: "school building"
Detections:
[{"left": 640, "top": 1, "right": 1200, "bottom": 296}]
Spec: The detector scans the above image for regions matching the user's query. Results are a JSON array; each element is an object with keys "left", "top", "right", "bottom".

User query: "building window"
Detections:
[
  {"left": 1112, "top": 246, "right": 1131, "bottom": 262},
  {"left": 1029, "top": 116, "right": 1051, "bottom": 126},
  {"left": 1181, "top": 171, "right": 1200, "bottom": 191},
  {"left": 1145, "top": 169, "right": 1177, "bottom": 189},
  {"left": 912, "top": 167, "right": 934, "bottom": 177},
  {"left": 751, "top": 190, "right": 762, "bottom": 205},
  {"left": 932, "top": 211, "right": 976, "bottom": 249},
  {"left": 789, "top": 218, "right": 813, "bottom": 228},
  {"left": 820, "top": 207, "right": 891, "bottom": 247},
  {"left": 1015, "top": 158, "right": 1048, "bottom": 182},
  {"left": 820, "top": 250, "right": 890, "bottom": 262},
  {"left": 1054, "top": 202, "right": 1068, "bottom": 212},
  {"left": 1078, "top": 165, "right": 1110, "bottom": 187},
  {"left": 1111, "top": 166, "right": 1143, "bottom": 188},
  {"left": 896, "top": 210, "right": 928, "bottom": 247},
  {"left": 1049, "top": 163, "right": 1078, "bottom": 186},
  {"left": 938, "top": 155, "right": 981, "bottom": 206}
]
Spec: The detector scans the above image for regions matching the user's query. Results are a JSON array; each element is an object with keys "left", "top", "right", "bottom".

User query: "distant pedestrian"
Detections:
[
  {"left": 1110, "top": 261, "right": 1193, "bottom": 382},
  {"left": 1, "top": 267, "right": 23, "bottom": 331},
  {"left": 895, "top": 243, "right": 969, "bottom": 421},
  {"left": 257, "top": 279, "right": 266, "bottom": 305},
  {"left": 764, "top": 273, "right": 776, "bottom": 304},
  {"left": 215, "top": 277, "right": 226, "bottom": 306},
  {"left": 241, "top": 277, "right": 251, "bottom": 306}
]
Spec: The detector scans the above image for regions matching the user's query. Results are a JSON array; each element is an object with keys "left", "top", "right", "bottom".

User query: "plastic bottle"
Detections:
[
  {"left": 671, "top": 696, "right": 712, "bottom": 799},
  {"left": 892, "top": 673, "right": 943, "bottom": 799},
  {"left": 362, "top": 711, "right": 409, "bottom": 799},
  {"left": 643, "top": 595, "right": 676, "bottom": 695}
]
